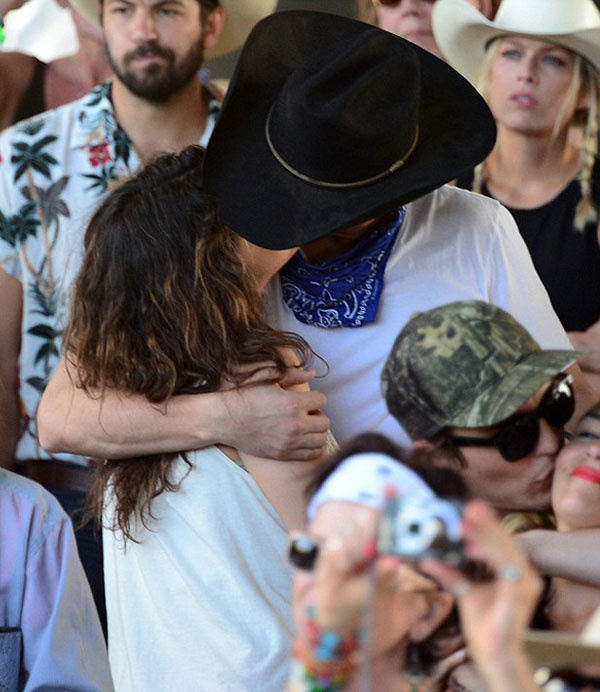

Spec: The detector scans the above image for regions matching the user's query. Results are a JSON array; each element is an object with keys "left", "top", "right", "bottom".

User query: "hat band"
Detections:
[{"left": 265, "top": 105, "right": 419, "bottom": 189}]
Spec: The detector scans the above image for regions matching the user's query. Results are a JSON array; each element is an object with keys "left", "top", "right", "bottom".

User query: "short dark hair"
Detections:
[{"left": 199, "top": 0, "right": 220, "bottom": 22}]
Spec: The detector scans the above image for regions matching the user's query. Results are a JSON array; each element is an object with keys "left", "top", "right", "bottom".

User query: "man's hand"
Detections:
[{"left": 220, "top": 373, "right": 330, "bottom": 461}]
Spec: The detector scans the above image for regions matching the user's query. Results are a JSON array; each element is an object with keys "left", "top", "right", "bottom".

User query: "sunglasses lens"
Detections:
[
  {"left": 288, "top": 535, "right": 319, "bottom": 571},
  {"left": 495, "top": 418, "right": 539, "bottom": 462},
  {"left": 543, "top": 381, "right": 574, "bottom": 428}
]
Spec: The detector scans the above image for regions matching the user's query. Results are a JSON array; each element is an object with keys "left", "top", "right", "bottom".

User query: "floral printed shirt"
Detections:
[{"left": 0, "top": 81, "right": 220, "bottom": 465}]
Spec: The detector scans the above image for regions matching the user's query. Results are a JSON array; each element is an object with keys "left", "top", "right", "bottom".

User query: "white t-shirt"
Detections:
[
  {"left": 103, "top": 447, "right": 292, "bottom": 692},
  {"left": 268, "top": 185, "right": 572, "bottom": 449}
]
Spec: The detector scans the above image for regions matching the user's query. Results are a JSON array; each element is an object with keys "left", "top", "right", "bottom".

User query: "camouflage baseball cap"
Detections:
[{"left": 382, "top": 300, "right": 579, "bottom": 440}]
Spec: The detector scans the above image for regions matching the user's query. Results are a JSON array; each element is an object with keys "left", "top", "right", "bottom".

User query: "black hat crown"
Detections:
[
  {"left": 267, "top": 31, "right": 421, "bottom": 188},
  {"left": 204, "top": 10, "right": 496, "bottom": 250}
]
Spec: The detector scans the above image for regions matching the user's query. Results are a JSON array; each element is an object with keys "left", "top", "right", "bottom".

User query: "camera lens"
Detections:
[{"left": 289, "top": 535, "right": 320, "bottom": 571}]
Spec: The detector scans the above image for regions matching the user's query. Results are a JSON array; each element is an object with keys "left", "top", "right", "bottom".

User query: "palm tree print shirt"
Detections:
[{"left": 0, "top": 81, "right": 220, "bottom": 465}]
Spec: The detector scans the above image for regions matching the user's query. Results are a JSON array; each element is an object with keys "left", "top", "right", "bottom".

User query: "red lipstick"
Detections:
[{"left": 573, "top": 466, "right": 600, "bottom": 485}]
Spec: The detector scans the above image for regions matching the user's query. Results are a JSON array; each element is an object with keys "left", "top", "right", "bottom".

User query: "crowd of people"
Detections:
[{"left": 0, "top": 0, "right": 600, "bottom": 690}]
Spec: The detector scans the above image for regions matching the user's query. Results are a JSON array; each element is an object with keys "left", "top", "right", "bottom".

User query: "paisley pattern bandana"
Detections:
[{"left": 280, "top": 208, "right": 405, "bottom": 328}]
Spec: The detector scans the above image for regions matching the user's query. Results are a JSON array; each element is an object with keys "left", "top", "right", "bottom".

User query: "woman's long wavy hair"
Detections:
[{"left": 65, "top": 145, "right": 311, "bottom": 541}]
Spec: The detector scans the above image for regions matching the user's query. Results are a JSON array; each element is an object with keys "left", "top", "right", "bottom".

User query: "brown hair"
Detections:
[{"left": 65, "top": 145, "right": 311, "bottom": 541}]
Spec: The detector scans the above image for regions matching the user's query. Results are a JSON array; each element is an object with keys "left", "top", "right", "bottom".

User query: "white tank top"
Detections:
[{"left": 103, "top": 446, "right": 293, "bottom": 692}]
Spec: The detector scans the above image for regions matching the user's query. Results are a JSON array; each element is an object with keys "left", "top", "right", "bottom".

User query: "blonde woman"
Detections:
[{"left": 433, "top": 0, "right": 600, "bottom": 388}]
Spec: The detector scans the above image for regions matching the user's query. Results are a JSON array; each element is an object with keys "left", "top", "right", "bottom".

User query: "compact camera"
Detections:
[{"left": 376, "top": 492, "right": 464, "bottom": 566}]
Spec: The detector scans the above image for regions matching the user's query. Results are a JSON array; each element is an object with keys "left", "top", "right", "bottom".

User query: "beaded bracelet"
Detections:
[{"left": 288, "top": 608, "right": 362, "bottom": 692}]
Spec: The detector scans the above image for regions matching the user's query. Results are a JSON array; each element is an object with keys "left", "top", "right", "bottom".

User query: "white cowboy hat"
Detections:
[
  {"left": 69, "top": 0, "right": 277, "bottom": 58},
  {"left": 432, "top": 0, "right": 600, "bottom": 85}
]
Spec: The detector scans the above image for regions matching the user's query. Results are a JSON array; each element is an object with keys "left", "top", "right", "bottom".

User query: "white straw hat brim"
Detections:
[
  {"left": 69, "top": 0, "right": 277, "bottom": 58},
  {"left": 432, "top": 0, "right": 600, "bottom": 85}
]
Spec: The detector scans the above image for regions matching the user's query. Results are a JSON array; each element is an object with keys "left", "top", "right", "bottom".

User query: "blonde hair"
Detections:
[
  {"left": 473, "top": 39, "right": 600, "bottom": 241},
  {"left": 502, "top": 511, "right": 556, "bottom": 535},
  {"left": 358, "top": 0, "right": 377, "bottom": 24}
]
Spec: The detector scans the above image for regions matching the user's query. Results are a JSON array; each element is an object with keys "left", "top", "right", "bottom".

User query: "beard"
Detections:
[{"left": 107, "top": 36, "right": 205, "bottom": 102}]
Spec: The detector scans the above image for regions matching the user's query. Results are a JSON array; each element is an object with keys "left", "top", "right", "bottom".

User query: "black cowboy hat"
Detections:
[{"left": 203, "top": 10, "right": 496, "bottom": 250}]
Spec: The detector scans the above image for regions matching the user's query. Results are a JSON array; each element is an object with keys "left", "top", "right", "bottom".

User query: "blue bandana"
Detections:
[{"left": 280, "top": 208, "right": 405, "bottom": 328}]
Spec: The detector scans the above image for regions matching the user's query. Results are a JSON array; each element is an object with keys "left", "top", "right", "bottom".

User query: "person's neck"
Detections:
[
  {"left": 111, "top": 76, "right": 208, "bottom": 164},
  {"left": 486, "top": 126, "right": 582, "bottom": 209}
]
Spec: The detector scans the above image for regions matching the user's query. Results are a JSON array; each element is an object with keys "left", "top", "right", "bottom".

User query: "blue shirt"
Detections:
[{"left": 0, "top": 469, "right": 113, "bottom": 691}]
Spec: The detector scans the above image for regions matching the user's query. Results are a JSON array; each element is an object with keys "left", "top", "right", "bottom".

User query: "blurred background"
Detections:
[{"left": 205, "top": 0, "right": 360, "bottom": 79}]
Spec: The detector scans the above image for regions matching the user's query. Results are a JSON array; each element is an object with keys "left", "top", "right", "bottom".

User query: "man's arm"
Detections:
[
  {"left": 517, "top": 528, "right": 600, "bottom": 587},
  {"left": 0, "top": 268, "right": 22, "bottom": 469},
  {"left": 38, "top": 356, "right": 330, "bottom": 460}
]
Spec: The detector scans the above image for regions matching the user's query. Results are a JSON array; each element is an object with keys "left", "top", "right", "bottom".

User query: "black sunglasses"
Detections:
[
  {"left": 374, "top": 0, "right": 435, "bottom": 6},
  {"left": 288, "top": 532, "right": 321, "bottom": 571},
  {"left": 448, "top": 373, "right": 574, "bottom": 462}
]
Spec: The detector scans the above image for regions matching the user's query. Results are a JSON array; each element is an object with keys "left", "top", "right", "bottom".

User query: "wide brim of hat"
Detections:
[
  {"left": 203, "top": 10, "right": 496, "bottom": 250},
  {"left": 68, "top": 0, "right": 276, "bottom": 58},
  {"left": 433, "top": 0, "right": 600, "bottom": 86},
  {"left": 450, "top": 350, "right": 580, "bottom": 430}
]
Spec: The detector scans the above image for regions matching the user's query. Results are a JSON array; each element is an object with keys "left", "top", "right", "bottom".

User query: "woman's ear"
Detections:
[
  {"left": 407, "top": 590, "right": 454, "bottom": 643},
  {"left": 202, "top": 5, "right": 227, "bottom": 55}
]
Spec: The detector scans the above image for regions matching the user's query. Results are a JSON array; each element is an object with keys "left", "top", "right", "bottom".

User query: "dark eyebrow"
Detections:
[
  {"left": 151, "top": 0, "right": 186, "bottom": 6},
  {"left": 581, "top": 411, "right": 600, "bottom": 423}
]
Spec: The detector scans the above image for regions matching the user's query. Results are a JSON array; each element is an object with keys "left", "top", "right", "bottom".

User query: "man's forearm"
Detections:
[
  {"left": 519, "top": 529, "right": 600, "bottom": 586},
  {"left": 38, "top": 358, "right": 227, "bottom": 458},
  {"left": 38, "top": 357, "right": 330, "bottom": 461}
]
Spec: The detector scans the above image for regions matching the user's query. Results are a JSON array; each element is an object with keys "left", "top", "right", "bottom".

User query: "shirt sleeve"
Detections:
[
  {"left": 485, "top": 202, "right": 573, "bottom": 350},
  {"left": 0, "top": 131, "right": 21, "bottom": 280},
  {"left": 21, "top": 513, "right": 114, "bottom": 692}
]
